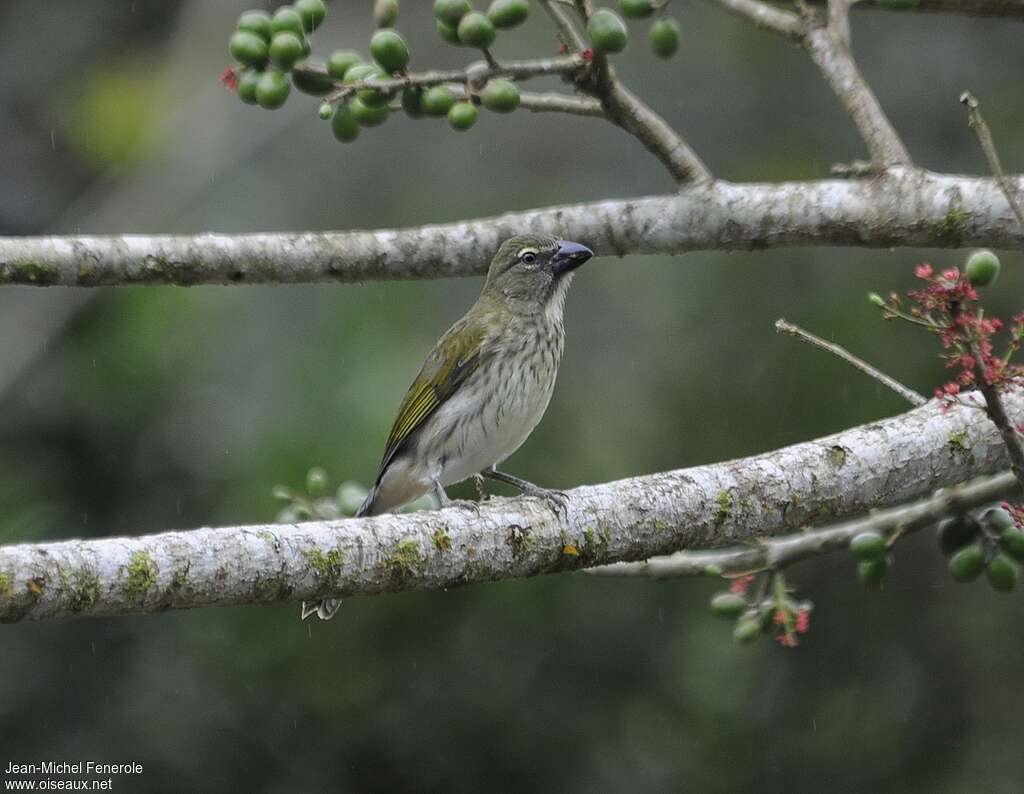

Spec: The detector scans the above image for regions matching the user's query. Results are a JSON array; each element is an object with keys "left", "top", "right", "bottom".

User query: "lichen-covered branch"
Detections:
[
  {"left": 2, "top": 171, "right": 1022, "bottom": 286},
  {"left": 588, "top": 470, "right": 1020, "bottom": 578},
  {"left": 811, "top": 0, "right": 1024, "bottom": 18},
  {"left": 1, "top": 388, "right": 1021, "bottom": 623}
]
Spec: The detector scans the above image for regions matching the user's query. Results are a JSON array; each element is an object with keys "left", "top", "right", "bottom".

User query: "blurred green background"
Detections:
[{"left": 2, "top": 1, "right": 1023, "bottom": 791}]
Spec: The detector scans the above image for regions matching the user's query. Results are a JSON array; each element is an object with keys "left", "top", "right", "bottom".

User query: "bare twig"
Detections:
[
  {"left": 517, "top": 91, "right": 604, "bottom": 117},
  {"left": 312, "top": 55, "right": 586, "bottom": 104},
  {"left": 588, "top": 470, "right": 1021, "bottom": 577},
  {"left": 541, "top": 0, "right": 588, "bottom": 51},
  {"left": 808, "top": 0, "right": 1024, "bottom": 18},
  {"left": 707, "top": 0, "right": 912, "bottom": 169},
  {"left": 775, "top": 318, "right": 927, "bottom": 406},
  {"left": 961, "top": 91, "right": 1024, "bottom": 229},
  {"left": 1, "top": 389, "right": 1021, "bottom": 622}
]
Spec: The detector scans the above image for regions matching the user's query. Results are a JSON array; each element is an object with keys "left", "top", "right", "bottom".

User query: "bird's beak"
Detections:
[{"left": 551, "top": 240, "right": 593, "bottom": 276}]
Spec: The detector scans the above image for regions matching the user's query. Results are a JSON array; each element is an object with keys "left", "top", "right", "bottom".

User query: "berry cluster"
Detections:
[
  {"left": 223, "top": 1, "right": 684, "bottom": 144},
  {"left": 709, "top": 572, "right": 812, "bottom": 648},
  {"left": 939, "top": 507, "right": 1024, "bottom": 592}
]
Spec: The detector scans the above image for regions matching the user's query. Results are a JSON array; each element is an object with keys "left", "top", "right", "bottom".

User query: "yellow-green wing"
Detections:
[{"left": 375, "top": 316, "right": 488, "bottom": 480}]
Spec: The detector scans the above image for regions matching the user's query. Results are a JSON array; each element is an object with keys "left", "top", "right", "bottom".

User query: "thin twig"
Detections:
[
  {"left": 588, "top": 470, "right": 1020, "bottom": 577},
  {"left": 541, "top": 0, "right": 588, "bottom": 51},
  {"left": 710, "top": 0, "right": 803, "bottom": 37},
  {"left": 775, "top": 318, "right": 927, "bottom": 406},
  {"left": 972, "top": 349, "right": 1024, "bottom": 489},
  {"left": 960, "top": 91, "right": 1024, "bottom": 229},
  {"left": 312, "top": 55, "right": 586, "bottom": 104}
]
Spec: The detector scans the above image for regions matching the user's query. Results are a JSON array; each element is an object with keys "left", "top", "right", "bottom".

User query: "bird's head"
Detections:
[{"left": 482, "top": 234, "right": 593, "bottom": 307}]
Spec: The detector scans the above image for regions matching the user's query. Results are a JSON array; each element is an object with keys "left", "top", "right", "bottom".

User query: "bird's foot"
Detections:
[
  {"left": 520, "top": 484, "right": 569, "bottom": 518},
  {"left": 433, "top": 478, "right": 481, "bottom": 516}
]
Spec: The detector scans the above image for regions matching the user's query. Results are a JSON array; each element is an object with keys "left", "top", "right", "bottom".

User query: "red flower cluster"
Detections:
[
  {"left": 1002, "top": 502, "right": 1024, "bottom": 529},
  {"left": 773, "top": 606, "right": 810, "bottom": 647},
  {"left": 729, "top": 574, "right": 755, "bottom": 596},
  {"left": 893, "top": 263, "right": 1023, "bottom": 402}
]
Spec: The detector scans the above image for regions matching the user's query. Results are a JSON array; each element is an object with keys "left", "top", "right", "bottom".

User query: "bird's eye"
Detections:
[{"left": 521, "top": 252, "right": 537, "bottom": 265}]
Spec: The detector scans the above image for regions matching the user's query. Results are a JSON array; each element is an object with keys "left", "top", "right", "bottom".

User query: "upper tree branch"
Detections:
[
  {"left": 808, "top": 0, "right": 1024, "bottom": 19},
  {"left": 1, "top": 388, "right": 1021, "bottom": 622},
  {"left": 711, "top": 0, "right": 912, "bottom": 169},
  {"left": 3, "top": 171, "right": 1023, "bottom": 286}
]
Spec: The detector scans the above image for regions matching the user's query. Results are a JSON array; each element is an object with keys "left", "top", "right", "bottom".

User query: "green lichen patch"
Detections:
[
  {"left": 578, "top": 525, "right": 612, "bottom": 562},
  {"left": 7, "top": 262, "right": 60, "bottom": 285},
  {"left": 384, "top": 539, "right": 424, "bottom": 579},
  {"left": 826, "top": 445, "right": 848, "bottom": 469},
  {"left": 122, "top": 551, "right": 158, "bottom": 601},
  {"left": 171, "top": 567, "right": 190, "bottom": 589},
  {"left": 58, "top": 566, "right": 101, "bottom": 612},
  {"left": 432, "top": 526, "right": 453, "bottom": 553},
  {"left": 0, "top": 572, "right": 12, "bottom": 599},
  {"left": 948, "top": 430, "right": 969, "bottom": 454},
  {"left": 932, "top": 206, "right": 971, "bottom": 246},
  {"left": 304, "top": 547, "right": 347, "bottom": 580},
  {"left": 714, "top": 490, "right": 732, "bottom": 526}
]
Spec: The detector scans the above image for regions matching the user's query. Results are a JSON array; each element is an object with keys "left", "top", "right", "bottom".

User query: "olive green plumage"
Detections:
[{"left": 302, "top": 234, "right": 593, "bottom": 621}]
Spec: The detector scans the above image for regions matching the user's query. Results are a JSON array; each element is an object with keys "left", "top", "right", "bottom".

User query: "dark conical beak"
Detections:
[{"left": 551, "top": 240, "right": 593, "bottom": 275}]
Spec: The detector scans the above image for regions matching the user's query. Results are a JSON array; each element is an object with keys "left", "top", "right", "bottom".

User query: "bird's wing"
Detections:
[{"left": 374, "top": 315, "right": 489, "bottom": 481}]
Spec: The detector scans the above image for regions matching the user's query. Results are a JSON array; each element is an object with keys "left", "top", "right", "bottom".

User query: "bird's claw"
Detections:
[
  {"left": 523, "top": 485, "right": 569, "bottom": 518},
  {"left": 447, "top": 498, "right": 482, "bottom": 516}
]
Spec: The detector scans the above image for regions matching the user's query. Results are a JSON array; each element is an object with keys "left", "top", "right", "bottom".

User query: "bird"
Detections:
[{"left": 301, "top": 234, "right": 593, "bottom": 621}]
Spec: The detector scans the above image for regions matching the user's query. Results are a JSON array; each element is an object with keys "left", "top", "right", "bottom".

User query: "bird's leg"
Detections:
[
  {"left": 432, "top": 477, "right": 480, "bottom": 515},
  {"left": 473, "top": 473, "right": 488, "bottom": 502},
  {"left": 482, "top": 467, "right": 569, "bottom": 516}
]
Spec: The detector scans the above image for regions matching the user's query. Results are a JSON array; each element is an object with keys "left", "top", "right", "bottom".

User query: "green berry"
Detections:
[
  {"left": 422, "top": 85, "right": 456, "bottom": 116},
  {"left": 480, "top": 79, "right": 520, "bottom": 113},
  {"left": 294, "top": 0, "right": 327, "bottom": 32},
  {"left": 292, "top": 63, "right": 335, "bottom": 96},
  {"left": 868, "top": 292, "right": 886, "bottom": 307},
  {"left": 370, "top": 29, "right": 410, "bottom": 73},
  {"left": 458, "top": 12, "right": 497, "bottom": 48},
  {"left": 733, "top": 618, "right": 761, "bottom": 644},
  {"left": 375, "top": 0, "right": 400, "bottom": 27},
  {"left": 331, "top": 104, "right": 361, "bottom": 142},
  {"left": 269, "top": 31, "right": 305, "bottom": 69},
  {"left": 345, "top": 63, "right": 391, "bottom": 107},
  {"left": 984, "top": 507, "right": 1015, "bottom": 534},
  {"left": 237, "top": 68, "right": 261, "bottom": 104},
  {"left": 271, "top": 6, "right": 306, "bottom": 36},
  {"left": 350, "top": 97, "right": 390, "bottom": 127},
  {"left": 238, "top": 10, "right": 273, "bottom": 41},
  {"left": 401, "top": 87, "right": 425, "bottom": 118},
  {"left": 255, "top": 68, "right": 291, "bottom": 109},
  {"left": 587, "top": 9, "right": 629, "bottom": 54},
  {"left": 948, "top": 543, "right": 985, "bottom": 582},
  {"left": 650, "top": 18, "right": 680, "bottom": 59},
  {"left": 986, "top": 553, "right": 1019, "bottom": 592},
  {"left": 618, "top": 0, "right": 654, "bottom": 17},
  {"left": 937, "top": 515, "right": 981, "bottom": 557},
  {"left": 448, "top": 101, "right": 478, "bottom": 131},
  {"left": 965, "top": 249, "right": 1000, "bottom": 287},
  {"left": 850, "top": 531, "right": 887, "bottom": 560},
  {"left": 857, "top": 558, "right": 889, "bottom": 587},
  {"left": 434, "top": 0, "right": 472, "bottom": 26},
  {"left": 487, "top": 0, "right": 529, "bottom": 28},
  {"left": 306, "top": 467, "right": 329, "bottom": 495},
  {"left": 709, "top": 592, "right": 747, "bottom": 618},
  {"left": 327, "top": 50, "right": 362, "bottom": 79},
  {"left": 337, "top": 482, "right": 369, "bottom": 515},
  {"left": 999, "top": 528, "right": 1024, "bottom": 562},
  {"left": 437, "top": 20, "right": 462, "bottom": 45},
  {"left": 318, "top": 102, "right": 333, "bottom": 119},
  {"left": 229, "top": 31, "right": 269, "bottom": 66}
]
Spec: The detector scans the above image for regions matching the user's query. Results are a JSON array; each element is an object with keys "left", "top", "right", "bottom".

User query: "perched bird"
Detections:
[{"left": 301, "top": 234, "right": 593, "bottom": 621}]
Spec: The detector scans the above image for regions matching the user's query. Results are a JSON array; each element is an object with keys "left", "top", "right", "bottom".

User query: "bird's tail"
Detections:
[{"left": 299, "top": 487, "right": 381, "bottom": 621}]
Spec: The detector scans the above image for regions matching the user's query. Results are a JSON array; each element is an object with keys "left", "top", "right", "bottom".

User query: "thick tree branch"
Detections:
[
  {"left": 588, "top": 469, "right": 1021, "bottom": 577},
  {"left": 1, "top": 388, "right": 1021, "bottom": 622},
  {"left": 2, "top": 171, "right": 1023, "bottom": 286}
]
